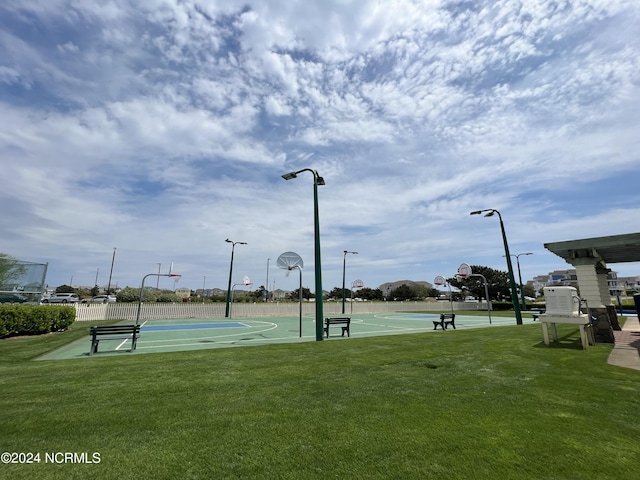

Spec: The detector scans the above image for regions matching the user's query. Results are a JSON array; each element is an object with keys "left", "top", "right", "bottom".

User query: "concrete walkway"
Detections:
[{"left": 607, "top": 315, "right": 640, "bottom": 371}]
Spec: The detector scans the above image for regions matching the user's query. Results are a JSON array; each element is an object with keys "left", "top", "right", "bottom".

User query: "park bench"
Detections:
[
  {"left": 324, "top": 317, "right": 351, "bottom": 338},
  {"left": 529, "top": 308, "right": 545, "bottom": 321},
  {"left": 433, "top": 313, "right": 456, "bottom": 331},
  {"left": 89, "top": 324, "right": 140, "bottom": 355}
]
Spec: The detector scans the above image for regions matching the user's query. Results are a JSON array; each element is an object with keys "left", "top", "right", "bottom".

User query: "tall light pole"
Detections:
[
  {"left": 342, "top": 250, "right": 358, "bottom": 314},
  {"left": 504, "top": 252, "right": 532, "bottom": 310},
  {"left": 282, "top": 168, "right": 325, "bottom": 341},
  {"left": 107, "top": 247, "right": 116, "bottom": 294},
  {"left": 470, "top": 209, "right": 523, "bottom": 325},
  {"left": 265, "top": 258, "right": 271, "bottom": 302},
  {"left": 225, "top": 238, "right": 247, "bottom": 318}
]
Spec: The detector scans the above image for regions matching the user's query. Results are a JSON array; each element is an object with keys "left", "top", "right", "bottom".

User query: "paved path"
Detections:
[{"left": 608, "top": 315, "right": 640, "bottom": 370}]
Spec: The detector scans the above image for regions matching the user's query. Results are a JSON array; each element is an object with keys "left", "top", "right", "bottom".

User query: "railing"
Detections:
[{"left": 72, "top": 300, "right": 490, "bottom": 322}]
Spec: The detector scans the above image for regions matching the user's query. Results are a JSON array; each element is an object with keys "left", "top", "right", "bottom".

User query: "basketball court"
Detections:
[{"left": 37, "top": 312, "right": 537, "bottom": 360}]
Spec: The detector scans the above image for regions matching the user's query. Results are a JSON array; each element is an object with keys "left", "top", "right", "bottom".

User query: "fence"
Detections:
[{"left": 72, "top": 300, "right": 490, "bottom": 322}]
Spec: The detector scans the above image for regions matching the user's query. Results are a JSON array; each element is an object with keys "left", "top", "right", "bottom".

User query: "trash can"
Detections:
[{"left": 634, "top": 293, "right": 640, "bottom": 318}]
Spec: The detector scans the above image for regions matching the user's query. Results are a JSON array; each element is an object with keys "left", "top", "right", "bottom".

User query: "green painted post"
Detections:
[
  {"left": 498, "top": 215, "right": 523, "bottom": 325},
  {"left": 471, "top": 209, "right": 523, "bottom": 326},
  {"left": 313, "top": 177, "right": 324, "bottom": 341}
]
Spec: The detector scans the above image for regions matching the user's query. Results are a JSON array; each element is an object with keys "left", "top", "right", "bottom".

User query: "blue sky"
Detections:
[{"left": 1, "top": 0, "right": 639, "bottom": 293}]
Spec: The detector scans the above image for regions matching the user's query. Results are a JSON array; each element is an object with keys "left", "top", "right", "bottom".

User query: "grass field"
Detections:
[{"left": 1, "top": 313, "right": 639, "bottom": 479}]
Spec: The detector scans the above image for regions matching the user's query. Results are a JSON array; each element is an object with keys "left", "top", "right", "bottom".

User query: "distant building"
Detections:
[
  {"left": 528, "top": 269, "right": 622, "bottom": 296},
  {"left": 175, "top": 288, "right": 191, "bottom": 299},
  {"left": 378, "top": 280, "right": 433, "bottom": 298},
  {"left": 618, "top": 276, "right": 640, "bottom": 292}
]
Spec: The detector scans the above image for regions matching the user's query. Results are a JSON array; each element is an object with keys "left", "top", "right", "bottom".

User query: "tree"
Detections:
[
  {"left": 288, "top": 287, "right": 312, "bottom": 301},
  {"left": 116, "top": 287, "right": 157, "bottom": 302},
  {"left": 252, "top": 285, "right": 267, "bottom": 301},
  {"left": 354, "top": 287, "right": 383, "bottom": 301},
  {"left": 156, "top": 292, "right": 182, "bottom": 303},
  {"left": 447, "top": 265, "right": 510, "bottom": 301},
  {"left": 56, "top": 284, "right": 76, "bottom": 294},
  {"left": 0, "top": 253, "right": 27, "bottom": 290},
  {"left": 388, "top": 284, "right": 415, "bottom": 301},
  {"left": 427, "top": 288, "right": 440, "bottom": 298},
  {"left": 327, "top": 287, "right": 344, "bottom": 300},
  {"left": 523, "top": 284, "right": 536, "bottom": 298}
]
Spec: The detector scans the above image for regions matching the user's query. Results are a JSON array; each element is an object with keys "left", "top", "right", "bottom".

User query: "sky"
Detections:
[{"left": 1, "top": 0, "right": 639, "bottom": 294}]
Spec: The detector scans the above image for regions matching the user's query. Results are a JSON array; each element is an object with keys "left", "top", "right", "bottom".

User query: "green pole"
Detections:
[
  {"left": 224, "top": 244, "right": 234, "bottom": 318},
  {"left": 342, "top": 251, "right": 347, "bottom": 314},
  {"left": 224, "top": 239, "right": 246, "bottom": 318},
  {"left": 282, "top": 168, "right": 324, "bottom": 341},
  {"left": 313, "top": 177, "right": 324, "bottom": 341},
  {"left": 497, "top": 214, "right": 523, "bottom": 325}
]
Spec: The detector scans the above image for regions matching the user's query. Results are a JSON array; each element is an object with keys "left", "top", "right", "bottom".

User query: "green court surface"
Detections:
[{"left": 37, "top": 312, "right": 538, "bottom": 360}]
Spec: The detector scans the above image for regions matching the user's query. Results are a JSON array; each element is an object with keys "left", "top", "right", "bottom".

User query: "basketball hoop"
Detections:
[
  {"left": 276, "top": 251, "right": 304, "bottom": 338},
  {"left": 277, "top": 252, "right": 303, "bottom": 270},
  {"left": 352, "top": 279, "right": 364, "bottom": 289},
  {"left": 277, "top": 251, "right": 303, "bottom": 278},
  {"left": 434, "top": 275, "right": 446, "bottom": 286},
  {"left": 457, "top": 263, "right": 472, "bottom": 277}
]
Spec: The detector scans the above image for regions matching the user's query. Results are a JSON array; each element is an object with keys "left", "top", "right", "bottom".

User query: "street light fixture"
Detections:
[
  {"left": 282, "top": 168, "right": 325, "bottom": 341},
  {"left": 470, "top": 209, "right": 523, "bottom": 325},
  {"left": 342, "top": 250, "right": 358, "bottom": 314},
  {"left": 225, "top": 238, "right": 247, "bottom": 318}
]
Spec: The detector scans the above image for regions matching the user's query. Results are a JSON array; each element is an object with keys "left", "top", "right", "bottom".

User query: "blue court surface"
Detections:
[{"left": 37, "top": 312, "right": 537, "bottom": 360}]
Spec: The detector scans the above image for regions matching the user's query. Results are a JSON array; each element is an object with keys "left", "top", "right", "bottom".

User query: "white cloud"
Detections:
[{"left": 0, "top": 0, "right": 639, "bottom": 291}]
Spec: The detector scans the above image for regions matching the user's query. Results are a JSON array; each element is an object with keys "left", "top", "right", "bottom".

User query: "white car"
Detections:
[
  {"left": 80, "top": 295, "right": 117, "bottom": 304},
  {"left": 42, "top": 293, "right": 80, "bottom": 304}
]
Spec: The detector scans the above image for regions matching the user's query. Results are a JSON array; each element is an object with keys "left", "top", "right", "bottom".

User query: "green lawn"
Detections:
[{"left": 1, "top": 318, "right": 639, "bottom": 479}]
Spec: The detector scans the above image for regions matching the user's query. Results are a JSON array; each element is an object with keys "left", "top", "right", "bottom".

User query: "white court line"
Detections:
[
  {"left": 136, "top": 334, "right": 309, "bottom": 349},
  {"left": 114, "top": 320, "right": 146, "bottom": 350},
  {"left": 136, "top": 322, "right": 278, "bottom": 345},
  {"left": 132, "top": 315, "right": 534, "bottom": 351}
]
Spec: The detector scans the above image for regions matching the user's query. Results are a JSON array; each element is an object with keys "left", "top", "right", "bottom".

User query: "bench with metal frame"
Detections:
[
  {"left": 433, "top": 313, "right": 456, "bottom": 330},
  {"left": 89, "top": 324, "right": 140, "bottom": 355},
  {"left": 324, "top": 317, "right": 351, "bottom": 338}
]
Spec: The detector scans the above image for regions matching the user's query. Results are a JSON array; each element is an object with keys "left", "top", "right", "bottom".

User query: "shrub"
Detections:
[
  {"left": 156, "top": 293, "right": 182, "bottom": 303},
  {"left": 491, "top": 302, "right": 517, "bottom": 311},
  {"left": 0, "top": 305, "right": 75, "bottom": 338}
]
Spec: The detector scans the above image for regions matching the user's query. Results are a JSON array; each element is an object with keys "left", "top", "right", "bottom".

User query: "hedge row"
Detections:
[{"left": 0, "top": 305, "right": 76, "bottom": 338}]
